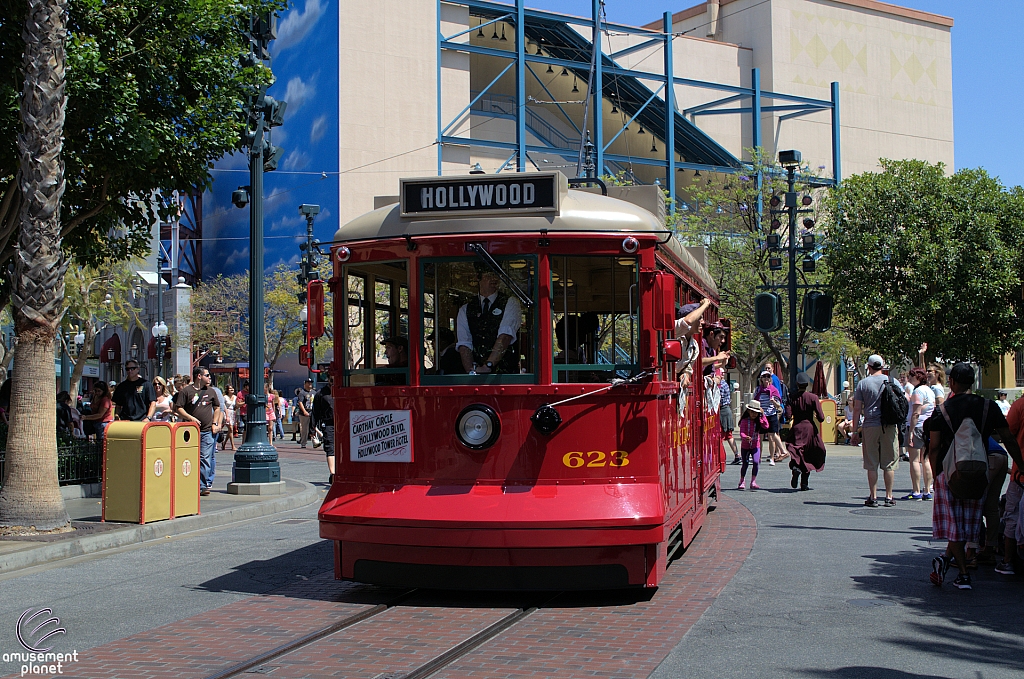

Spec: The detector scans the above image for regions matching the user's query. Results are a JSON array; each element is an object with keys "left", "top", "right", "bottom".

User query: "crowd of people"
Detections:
[{"left": 714, "top": 343, "right": 1024, "bottom": 592}]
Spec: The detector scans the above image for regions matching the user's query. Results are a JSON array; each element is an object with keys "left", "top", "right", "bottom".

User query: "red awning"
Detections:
[
  {"left": 147, "top": 336, "right": 156, "bottom": 359},
  {"left": 100, "top": 334, "right": 121, "bottom": 363}
]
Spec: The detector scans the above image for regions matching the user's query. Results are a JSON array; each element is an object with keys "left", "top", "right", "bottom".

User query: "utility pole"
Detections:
[
  {"left": 298, "top": 203, "right": 321, "bottom": 383},
  {"left": 231, "top": 12, "right": 287, "bottom": 492},
  {"left": 785, "top": 161, "right": 799, "bottom": 392}
]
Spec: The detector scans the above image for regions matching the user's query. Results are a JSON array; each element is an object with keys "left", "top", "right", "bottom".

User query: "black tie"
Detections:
[{"left": 481, "top": 297, "right": 490, "bottom": 315}]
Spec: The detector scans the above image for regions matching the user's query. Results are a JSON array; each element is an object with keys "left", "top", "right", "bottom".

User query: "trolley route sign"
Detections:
[
  {"left": 349, "top": 410, "right": 413, "bottom": 463},
  {"left": 400, "top": 172, "right": 563, "bottom": 218}
]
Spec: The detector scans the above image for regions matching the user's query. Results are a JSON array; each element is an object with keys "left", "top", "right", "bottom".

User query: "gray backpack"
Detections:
[{"left": 938, "top": 400, "right": 990, "bottom": 500}]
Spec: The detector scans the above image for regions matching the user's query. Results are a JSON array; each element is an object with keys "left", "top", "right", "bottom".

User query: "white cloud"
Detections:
[
  {"left": 283, "top": 150, "right": 311, "bottom": 171},
  {"left": 284, "top": 76, "right": 316, "bottom": 113},
  {"left": 310, "top": 115, "right": 328, "bottom": 143},
  {"left": 273, "top": 0, "right": 325, "bottom": 54},
  {"left": 224, "top": 247, "right": 250, "bottom": 269}
]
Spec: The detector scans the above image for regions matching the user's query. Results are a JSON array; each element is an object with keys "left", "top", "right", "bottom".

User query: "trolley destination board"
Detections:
[
  {"left": 350, "top": 410, "right": 413, "bottom": 463},
  {"left": 400, "top": 172, "right": 563, "bottom": 218}
]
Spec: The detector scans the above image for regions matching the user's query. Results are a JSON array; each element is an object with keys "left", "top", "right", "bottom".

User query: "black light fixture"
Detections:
[
  {"left": 803, "top": 217, "right": 815, "bottom": 229},
  {"left": 637, "top": 124, "right": 645, "bottom": 134},
  {"left": 477, "top": 22, "right": 484, "bottom": 38},
  {"left": 766, "top": 233, "right": 782, "bottom": 249},
  {"left": 545, "top": 51, "right": 553, "bottom": 73},
  {"left": 560, "top": 67, "right": 569, "bottom": 76},
  {"left": 610, "top": 102, "right": 618, "bottom": 114},
  {"left": 802, "top": 232, "right": 816, "bottom": 250},
  {"left": 130, "top": 343, "right": 139, "bottom": 360},
  {"left": 694, "top": 169, "right": 701, "bottom": 178},
  {"left": 771, "top": 218, "right": 781, "bottom": 230},
  {"left": 650, "top": 138, "right": 658, "bottom": 153},
  {"left": 769, "top": 255, "right": 783, "bottom": 271},
  {"left": 770, "top": 195, "right": 781, "bottom": 208},
  {"left": 499, "top": 24, "right": 507, "bottom": 41},
  {"left": 802, "top": 195, "right": 813, "bottom": 206},
  {"left": 802, "top": 255, "right": 816, "bottom": 273},
  {"left": 572, "top": 76, "right": 579, "bottom": 93},
  {"left": 492, "top": 23, "right": 499, "bottom": 39}
]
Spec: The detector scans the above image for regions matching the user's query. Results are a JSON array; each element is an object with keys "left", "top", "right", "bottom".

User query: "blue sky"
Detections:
[{"left": 533, "top": 0, "right": 1023, "bottom": 188}]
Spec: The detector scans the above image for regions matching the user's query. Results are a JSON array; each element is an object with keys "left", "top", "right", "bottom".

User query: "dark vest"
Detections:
[{"left": 466, "top": 292, "right": 518, "bottom": 373}]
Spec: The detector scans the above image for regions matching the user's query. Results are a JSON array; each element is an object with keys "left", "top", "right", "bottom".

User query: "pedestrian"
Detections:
[
  {"left": 850, "top": 354, "right": 899, "bottom": 507},
  {"left": 898, "top": 372, "right": 912, "bottom": 461},
  {"left": 112, "top": 360, "right": 155, "bottom": 421},
  {"left": 174, "top": 367, "right": 221, "bottom": 496},
  {"left": 313, "top": 375, "right": 335, "bottom": 483},
  {"left": 925, "top": 363, "right": 1023, "bottom": 589},
  {"left": 997, "top": 391, "right": 1024, "bottom": 576},
  {"left": 785, "top": 372, "right": 826, "bottom": 491},
  {"left": 926, "top": 362, "right": 947, "bottom": 406},
  {"left": 297, "top": 379, "right": 313, "bottom": 447},
  {"left": 236, "top": 380, "right": 248, "bottom": 434},
  {"left": 222, "top": 384, "right": 237, "bottom": 449},
  {"left": 146, "top": 376, "right": 175, "bottom": 421},
  {"left": 720, "top": 375, "right": 740, "bottom": 465},
  {"left": 902, "top": 367, "right": 935, "bottom": 501},
  {"left": 738, "top": 401, "right": 769, "bottom": 490},
  {"left": 57, "top": 391, "right": 84, "bottom": 438},
  {"left": 963, "top": 436, "right": 1008, "bottom": 568},
  {"left": 753, "top": 370, "right": 784, "bottom": 466},
  {"left": 81, "top": 381, "right": 114, "bottom": 441},
  {"left": 996, "top": 391, "right": 1011, "bottom": 417},
  {"left": 265, "top": 383, "right": 277, "bottom": 440},
  {"left": 210, "top": 380, "right": 228, "bottom": 448},
  {"left": 274, "top": 389, "right": 286, "bottom": 441}
]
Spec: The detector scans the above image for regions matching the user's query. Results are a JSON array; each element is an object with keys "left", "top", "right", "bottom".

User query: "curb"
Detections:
[{"left": 0, "top": 479, "right": 322, "bottom": 574}]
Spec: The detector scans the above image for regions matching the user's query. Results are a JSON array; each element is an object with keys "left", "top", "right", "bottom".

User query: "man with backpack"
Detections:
[
  {"left": 850, "top": 354, "right": 905, "bottom": 507},
  {"left": 923, "top": 363, "right": 1024, "bottom": 589}
]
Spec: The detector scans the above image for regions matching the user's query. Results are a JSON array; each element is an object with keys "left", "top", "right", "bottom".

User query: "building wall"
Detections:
[{"left": 666, "top": 0, "right": 953, "bottom": 179}]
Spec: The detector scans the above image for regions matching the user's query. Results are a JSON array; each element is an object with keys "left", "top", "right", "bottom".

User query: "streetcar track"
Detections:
[
  {"left": 204, "top": 589, "right": 419, "bottom": 679},
  {"left": 204, "top": 590, "right": 560, "bottom": 679}
]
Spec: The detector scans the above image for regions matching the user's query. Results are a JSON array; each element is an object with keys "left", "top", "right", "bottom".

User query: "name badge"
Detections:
[{"left": 492, "top": 308, "right": 502, "bottom": 316}]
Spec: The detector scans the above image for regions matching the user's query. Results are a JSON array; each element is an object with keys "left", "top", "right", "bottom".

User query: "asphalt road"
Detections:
[
  {"left": 651, "top": 449, "right": 1024, "bottom": 679},
  {"left": 0, "top": 456, "right": 331, "bottom": 661}
]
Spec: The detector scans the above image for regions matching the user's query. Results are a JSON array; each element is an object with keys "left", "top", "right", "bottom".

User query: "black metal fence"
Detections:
[{"left": 0, "top": 439, "right": 103, "bottom": 487}]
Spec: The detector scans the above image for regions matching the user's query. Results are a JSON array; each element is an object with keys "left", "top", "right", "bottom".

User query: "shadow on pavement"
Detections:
[
  {"left": 795, "top": 667, "right": 953, "bottom": 679},
  {"left": 195, "top": 541, "right": 334, "bottom": 596},
  {"left": 850, "top": 548, "right": 1024, "bottom": 669}
]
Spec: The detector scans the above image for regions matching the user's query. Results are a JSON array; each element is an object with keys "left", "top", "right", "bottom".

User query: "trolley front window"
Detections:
[
  {"left": 341, "top": 261, "right": 409, "bottom": 386},
  {"left": 421, "top": 257, "right": 536, "bottom": 384},
  {"left": 552, "top": 255, "right": 639, "bottom": 383}
]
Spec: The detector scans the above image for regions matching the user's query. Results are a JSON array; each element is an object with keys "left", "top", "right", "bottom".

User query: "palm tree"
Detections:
[{"left": 0, "top": 0, "right": 71, "bottom": 531}]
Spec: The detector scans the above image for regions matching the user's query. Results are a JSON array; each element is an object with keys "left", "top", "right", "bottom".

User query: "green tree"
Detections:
[
  {"left": 0, "top": 0, "right": 284, "bottom": 305},
  {"left": 62, "top": 260, "right": 148, "bottom": 400},
  {"left": 189, "top": 264, "right": 334, "bottom": 386},
  {"left": 667, "top": 151, "right": 834, "bottom": 394},
  {"left": 821, "top": 159, "right": 1024, "bottom": 366}
]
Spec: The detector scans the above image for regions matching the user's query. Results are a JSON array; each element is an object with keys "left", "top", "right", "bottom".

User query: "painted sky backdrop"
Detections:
[{"left": 204, "top": 0, "right": 339, "bottom": 279}]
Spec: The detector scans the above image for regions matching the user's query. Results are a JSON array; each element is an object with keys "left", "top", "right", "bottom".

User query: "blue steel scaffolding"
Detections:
[{"left": 437, "top": 0, "right": 841, "bottom": 198}]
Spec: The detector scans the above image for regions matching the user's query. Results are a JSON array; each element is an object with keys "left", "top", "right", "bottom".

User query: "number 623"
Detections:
[{"left": 562, "top": 450, "right": 630, "bottom": 468}]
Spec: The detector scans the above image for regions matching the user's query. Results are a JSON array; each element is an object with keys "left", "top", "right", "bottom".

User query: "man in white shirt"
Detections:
[
  {"left": 997, "top": 391, "right": 1011, "bottom": 416},
  {"left": 457, "top": 270, "right": 523, "bottom": 374}
]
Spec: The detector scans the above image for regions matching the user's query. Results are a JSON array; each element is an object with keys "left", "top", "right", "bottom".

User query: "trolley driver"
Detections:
[{"left": 457, "top": 270, "right": 523, "bottom": 374}]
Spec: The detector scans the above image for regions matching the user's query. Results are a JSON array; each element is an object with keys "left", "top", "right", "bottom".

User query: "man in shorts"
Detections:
[{"left": 851, "top": 354, "right": 898, "bottom": 506}]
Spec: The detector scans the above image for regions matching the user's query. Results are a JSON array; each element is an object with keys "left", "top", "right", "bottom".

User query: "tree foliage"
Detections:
[
  {"left": 0, "top": 0, "right": 284, "bottom": 305},
  {"left": 666, "top": 151, "right": 838, "bottom": 393},
  {"left": 822, "top": 159, "right": 1024, "bottom": 366},
  {"left": 188, "top": 264, "right": 334, "bottom": 385}
]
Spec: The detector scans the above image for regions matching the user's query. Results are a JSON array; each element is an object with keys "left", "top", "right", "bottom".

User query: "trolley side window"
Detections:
[
  {"left": 420, "top": 257, "right": 536, "bottom": 384},
  {"left": 341, "top": 261, "right": 409, "bottom": 387},
  {"left": 551, "top": 255, "right": 639, "bottom": 383}
]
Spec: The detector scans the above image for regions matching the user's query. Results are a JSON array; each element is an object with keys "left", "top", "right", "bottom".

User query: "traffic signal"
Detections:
[
  {"left": 802, "top": 291, "right": 833, "bottom": 332},
  {"left": 754, "top": 292, "right": 783, "bottom": 332}
]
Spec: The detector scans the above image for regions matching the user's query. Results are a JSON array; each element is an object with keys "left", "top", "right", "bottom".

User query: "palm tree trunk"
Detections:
[{"left": 0, "top": 0, "right": 71, "bottom": 530}]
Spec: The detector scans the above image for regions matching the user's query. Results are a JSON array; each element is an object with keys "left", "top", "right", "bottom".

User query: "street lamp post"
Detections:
[
  {"left": 298, "top": 307, "right": 310, "bottom": 382},
  {"left": 779, "top": 151, "right": 802, "bottom": 392},
  {"left": 232, "top": 11, "right": 286, "bottom": 490}
]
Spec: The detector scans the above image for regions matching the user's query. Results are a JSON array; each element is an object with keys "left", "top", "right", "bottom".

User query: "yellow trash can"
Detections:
[
  {"left": 171, "top": 422, "right": 201, "bottom": 518},
  {"left": 820, "top": 398, "right": 838, "bottom": 445},
  {"left": 102, "top": 421, "right": 172, "bottom": 524}
]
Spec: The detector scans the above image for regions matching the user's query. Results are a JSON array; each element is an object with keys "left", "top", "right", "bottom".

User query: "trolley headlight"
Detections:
[{"left": 455, "top": 404, "right": 501, "bottom": 450}]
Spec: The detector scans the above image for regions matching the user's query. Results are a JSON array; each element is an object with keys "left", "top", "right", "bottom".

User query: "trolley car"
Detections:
[{"left": 317, "top": 171, "right": 725, "bottom": 589}]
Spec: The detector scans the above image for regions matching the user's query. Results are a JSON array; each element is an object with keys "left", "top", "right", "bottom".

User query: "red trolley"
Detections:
[{"left": 318, "top": 172, "right": 726, "bottom": 589}]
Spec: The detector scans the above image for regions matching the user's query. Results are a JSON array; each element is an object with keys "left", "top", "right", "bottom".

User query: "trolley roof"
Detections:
[{"left": 334, "top": 174, "right": 717, "bottom": 297}]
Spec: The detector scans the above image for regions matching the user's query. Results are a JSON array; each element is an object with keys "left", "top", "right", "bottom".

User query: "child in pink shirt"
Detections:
[{"left": 739, "top": 400, "right": 770, "bottom": 490}]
